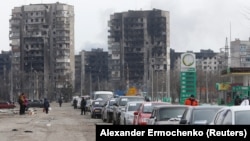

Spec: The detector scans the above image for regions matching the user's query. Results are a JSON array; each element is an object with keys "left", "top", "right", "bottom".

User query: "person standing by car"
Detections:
[
  {"left": 18, "top": 93, "right": 25, "bottom": 115},
  {"left": 58, "top": 97, "right": 63, "bottom": 107},
  {"left": 43, "top": 98, "right": 50, "bottom": 114},
  {"left": 184, "top": 95, "right": 198, "bottom": 106},
  {"left": 80, "top": 97, "right": 87, "bottom": 115}
]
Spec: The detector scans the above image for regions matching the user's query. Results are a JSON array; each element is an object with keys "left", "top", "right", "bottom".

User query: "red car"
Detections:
[
  {"left": 133, "top": 101, "right": 171, "bottom": 125},
  {"left": 0, "top": 102, "right": 16, "bottom": 109}
]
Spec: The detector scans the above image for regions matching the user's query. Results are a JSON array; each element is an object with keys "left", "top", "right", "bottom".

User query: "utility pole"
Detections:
[
  {"left": 206, "top": 66, "right": 209, "bottom": 103},
  {"left": 126, "top": 63, "right": 129, "bottom": 90},
  {"left": 151, "top": 66, "right": 154, "bottom": 101},
  {"left": 89, "top": 68, "right": 92, "bottom": 95}
]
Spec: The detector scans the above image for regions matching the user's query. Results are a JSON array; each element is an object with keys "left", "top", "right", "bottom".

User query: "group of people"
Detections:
[
  {"left": 18, "top": 93, "right": 51, "bottom": 115},
  {"left": 72, "top": 97, "right": 87, "bottom": 115}
]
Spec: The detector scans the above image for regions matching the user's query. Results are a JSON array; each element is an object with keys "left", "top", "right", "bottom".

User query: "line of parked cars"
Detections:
[{"left": 86, "top": 94, "right": 250, "bottom": 125}]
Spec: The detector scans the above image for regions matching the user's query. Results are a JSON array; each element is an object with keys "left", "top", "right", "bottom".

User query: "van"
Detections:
[{"left": 92, "top": 91, "right": 114, "bottom": 101}]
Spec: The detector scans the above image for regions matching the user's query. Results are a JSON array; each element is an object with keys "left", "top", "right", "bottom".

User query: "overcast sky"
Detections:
[{"left": 2, "top": 0, "right": 250, "bottom": 54}]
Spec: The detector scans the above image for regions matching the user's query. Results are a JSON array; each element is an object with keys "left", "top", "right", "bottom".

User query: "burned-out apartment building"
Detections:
[
  {"left": 0, "top": 51, "right": 12, "bottom": 101},
  {"left": 108, "top": 9, "right": 170, "bottom": 96},
  {"left": 9, "top": 2, "right": 75, "bottom": 101},
  {"left": 75, "top": 48, "right": 109, "bottom": 96}
]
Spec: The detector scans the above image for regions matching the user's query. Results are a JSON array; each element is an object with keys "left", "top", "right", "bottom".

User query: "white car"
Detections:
[
  {"left": 211, "top": 106, "right": 250, "bottom": 125},
  {"left": 120, "top": 101, "right": 143, "bottom": 125}
]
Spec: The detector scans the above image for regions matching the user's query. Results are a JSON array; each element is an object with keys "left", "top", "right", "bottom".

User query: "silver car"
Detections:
[
  {"left": 120, "top": 101, "right": 143, "bottom": 125},
  {"left": 148, "top": 105, "right": 188, "bottom": 125}
]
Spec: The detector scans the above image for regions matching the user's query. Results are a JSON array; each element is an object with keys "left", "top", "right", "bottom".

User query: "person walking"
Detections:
[
  {"left": 80, "top": 97, "right": 87, "bottom": 115},
  {"left": 18, "top": 93, "right": 25, "bottom": 115},
  {"left": 58, "top": 97, "right": 63, "bottom": 107},
  {"left": 43, "top": 98, "right": 50, "bottom": 114},
  {"left": 184, "top": 94, "right": 198, "bottom": 106},
  {"left": 73, "top": 98, "right": 78, "bottom": 109}
]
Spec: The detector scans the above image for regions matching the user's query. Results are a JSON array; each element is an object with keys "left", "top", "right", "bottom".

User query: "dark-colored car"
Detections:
[
  {"left": 148, "top": 105, "right": 188, "bottom": 125},
  {"left": 179, "top": 105, "right": 226, "bottom": 125},
  {"left": 0, "top": 101, "right": 16, "bottom": 109},
  {"left": 112, "top": 96, "right": 145, "bottom": 125},
  {"left": 27, "top": 99, "right": 44, "bottom": 109},
  {"left": 90, "top": 100, "right": 105, "bottom": 118}
]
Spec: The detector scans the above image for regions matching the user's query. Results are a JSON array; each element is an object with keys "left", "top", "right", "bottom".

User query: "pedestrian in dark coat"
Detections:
[
  {"left": 43, "top": 98, "right": 50, "bottom": 114},
  {"left": 73, "top": 99, "right": 78, "bottom": 109},
  {"left": 80, "top": 97, "right": 87, "bottom": 115},
  {"left": 58, "top": 97, "right": 63, "bottom": 107}
]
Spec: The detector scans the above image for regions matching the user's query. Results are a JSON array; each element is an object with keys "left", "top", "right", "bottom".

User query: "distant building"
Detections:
[
  {"left": 9, "top": 2, "right": 75, "bottom": 100},
  {"left": 108, "top": 9, "right": 170, "bottom": 96},
  {"left": 75, "top": 48, "right": 109, "bottom": 96},
  {"left": 230, "top": 38, "right": 250, "bottom": 67},
  {"left": 0, "top": 51, "right": 12, "bottom": 100}
]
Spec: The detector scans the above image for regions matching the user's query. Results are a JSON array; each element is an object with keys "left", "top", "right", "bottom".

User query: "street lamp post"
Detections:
[{"left": 206, "top": 66, "right": 209, "bottom": 103}]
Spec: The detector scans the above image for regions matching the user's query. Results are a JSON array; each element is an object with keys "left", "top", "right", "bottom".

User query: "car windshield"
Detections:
[
  {"left": 159, "top": 107, "right": 186, "bottom": 121},
  {"left": 95, "top": 94, "right": 113, "bottom": 101},
  {"left": 119, "top": 97, "right": 144, "bottom": 106},
  {"left": 192, "top": 108, "right": 221, "bottom": 124},
  {"left": 235, "top": 111, "right": 250, "bottom": 125},
  {"left": 92, "top": 101, "right": 105, "bottom": 107},
  {"left": 128, "top": 103, "right": 141, "bottom": 111},
  {"left": 142, "top": 103, "right": 168, "bottom": 113}
]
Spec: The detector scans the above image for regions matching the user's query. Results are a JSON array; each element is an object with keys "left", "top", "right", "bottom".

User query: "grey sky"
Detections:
[{"left": 2, "top": 0, "right": 250, "bottom": 54}]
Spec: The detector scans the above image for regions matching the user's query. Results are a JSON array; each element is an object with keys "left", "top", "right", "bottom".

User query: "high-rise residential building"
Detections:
[
  {"left": 108, "top": 9, "right": 170, "bottom": 97},
  {"left": 9, "top": 2, "right": 75, "bottom": 101},
  {"left": 230, "top": 38, "right": 250, "bottom": 67}
]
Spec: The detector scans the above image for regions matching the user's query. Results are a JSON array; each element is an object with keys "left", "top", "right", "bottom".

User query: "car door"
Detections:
[
  {"left": 213, "top": 109, "right": 226, "bottom": 125},
  {"left": 148, "top": 108, "right": 157, "bottom": 125},
  {"left": 133, "top": 103, "right": 142, "bottom": 125},
  {"left": 221, "top": 110, "right": 232, "bottom": 125}
]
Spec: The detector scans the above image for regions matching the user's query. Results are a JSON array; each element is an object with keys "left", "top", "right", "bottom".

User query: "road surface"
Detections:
[{"left": 0, "top": 102, "right": 104, "bottom": 141}]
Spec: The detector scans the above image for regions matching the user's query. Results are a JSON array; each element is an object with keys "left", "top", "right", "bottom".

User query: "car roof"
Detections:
[
  {"left": 119, "top": 96, "right": 144, "bottom": 98},
  {"left": 153, "top": 105, "right": 189, "bottom": 109},
  {"left": 142, "top": 101, "right": 171, "bottom": 104},
  {"left": 127, "top": 101, "right": 144, "bottom": 104},
  {"left": 188, "top": 105, "right": 226, "bottom": 109},
  {"left": 220, "top": 106, "right": 250, "bottom": 111}
]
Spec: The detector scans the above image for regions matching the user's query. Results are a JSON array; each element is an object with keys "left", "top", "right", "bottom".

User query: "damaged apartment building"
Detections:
[
  {"left": 108, "top": 9, "right": 170, "bottom": 96},
  {"left": 75, "top": 49, "right": 109, "bottom": 96},
  {"left": 9, "top": 2, "right": 75, "bottom": 101}
]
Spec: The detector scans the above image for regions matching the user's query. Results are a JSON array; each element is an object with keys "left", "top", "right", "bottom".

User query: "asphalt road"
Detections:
[{"left": 0, "top": 102, "right": 105, "bottom": 141}]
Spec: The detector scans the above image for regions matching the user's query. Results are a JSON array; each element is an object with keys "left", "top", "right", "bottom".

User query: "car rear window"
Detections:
[
  {"left": 235, "top": 111, "right": 250, "bottom": 125},
  {"left": 128, "top": 103, "right": 141, "bottom": 111},
  {"left": 192, "top": 108, "right": 221, "bottom": 124},
  {"left": 159, "top": 107, "right": 186, "bottom": 121}
]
